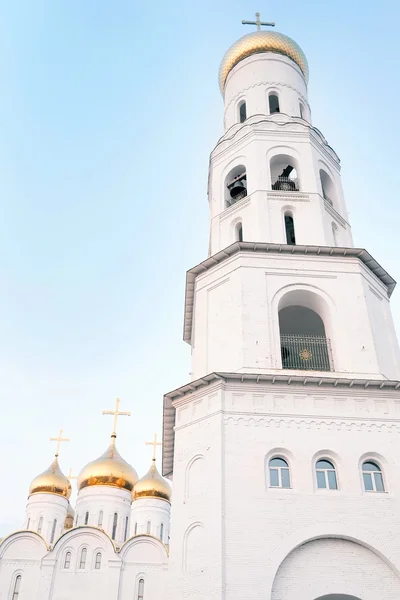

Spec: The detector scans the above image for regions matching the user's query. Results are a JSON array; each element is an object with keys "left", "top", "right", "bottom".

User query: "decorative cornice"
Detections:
[
  {"left": 183, "top": 242, "right": 395, "bottom": 344},
  {"left": 162, "top": 371, "right": 400, "bottom": 476}
]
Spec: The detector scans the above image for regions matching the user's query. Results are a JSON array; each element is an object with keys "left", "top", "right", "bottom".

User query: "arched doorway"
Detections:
[{"left": 279, "top": 305, "right": 331, "bottom": 371}]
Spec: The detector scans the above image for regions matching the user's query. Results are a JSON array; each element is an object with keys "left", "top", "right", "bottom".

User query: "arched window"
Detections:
[
  {"left": 235, "top": 222, "right": 243, "bottom": 242},
  {"left": 238, "top": 100, "right": 247, "bottom": 123},
  {"left": 98, "top": 511, "right": 103, "bottom": 527},
  {"left": 112, "top": 513, "right": 118, "bottom": 540},
  {"left": 50, "top": 519, "right": 57, "bottom": 544},
  {"left": 124, "top": 516, "right": 129, "bottom": 542},
  {"left": 160, "top": 522, "right": 164, "bottom": 542},
  {"left": 316, "top": 459, "right": 338, "bottom": 489},
  {"left": 225, "top": 165, "right": 247, "bottom": 207},
  {"left": 64, "top": 551, "right": 71, "bottom": 569},
  {"left": 95, "top": 552, "right": 102, "bottom": 570},
  {"left": 284, "top": 212, "right": 296, "bottom": 245},
  {"left": 137, "top": 578, "right": 145, "bottom": 600},
  {"left": 320, "top": 168, "right": 336, "bottom": 206},
  {"left": 146, "top": 521, "right": 151, "bottom": 534},
  {"left": 269, "top": 92, "right": 280, "bottom": 114},
  {"left": 134, "top": 522, "right": 138, "bottom": 535},
  {"left": 362, "top": 461, "right": 385, "bottom": 492},
  {"left": 12, "top": 575, "right": 21, "bottom": 600},
  {"left": 37, "top": 516, "right": 43, "bottom": 535},
  {"left": 79, "top": 548, "right": 87, "bottom": 569},
  {"left": 85, "top": 511, "right": 89, "bottom": 525},
  {"left": 270, "top": 154, "right": 299, "bottom": 191},
  {"left": 269, "top": 457, "right": 291, "bottom": 488}
]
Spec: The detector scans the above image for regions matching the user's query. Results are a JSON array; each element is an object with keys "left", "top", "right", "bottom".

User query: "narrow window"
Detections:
[
  {"left": 64, "top": 551, "right": 71, "bottom": 569},
  {"left": 12, "top": 575, "right": 21, "bottom": 600},
  {"left": 74, "top": 514, "right": 78, "bottom": 526},
  {"left": 362, "top": 461, "right": 385, "bottom": 492},
  {"left": 37, "top": 516, "right": 43, "bottom": 535},
  {"left": 98, "top": 511, "right": 103, "bottom": 527},
  {"left": 50, "top": 519, "right": 57, "bottom": 544},
  {"left": 284, "top": 213, "right": 296, "bottom": 245},
  {"left": 269, "top": 93, "right": 280, "bottom": 114},
  {"left": 239, "top": 101, "right": 247, "bottom": 123},
  {"left": 332, "top": 222, "right": 338, "bottom": 246},
  {"left": 299, "top": 102, "right": 304, "bottom": 119},
  {"left": 160, "top": 522, "right": 164, "bottom": 542},
  {"left": 85, "top": 511, "right": 89, "bottom": 525},
  {"left": 316, "top": 459, "right": 338, "bottom": 490},
  {"left": 79, "top": 548, "right": 87, "bottom": 569},
  {"left": 146, "top": 521, "right": 151, "bottom": 534},
  {"left": 95, "top": 552, "right": 102, "bottom": 570},
  {"left": 137, "top": 578, "right": 145, "bottom": 600},
  {"left": 269, "top": 457, "right": 291, "bottom": 488},
  {"left": 112, "top": 513, "right": 118, "bottom": 540},
  {"left": 124, "top": 516, "right": 129, "bottom": 542},
  {"left": 26, "top": 518, "right": 30, "bottom": 529},
  {"left": 235, "top": 222, "right": 243, "bottom": 242},
  {"left": 134, "top": 522, "right": 138, "bottom": 535}
]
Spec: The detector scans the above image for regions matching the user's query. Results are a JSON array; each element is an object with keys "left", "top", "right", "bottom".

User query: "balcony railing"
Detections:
[
  {"left": 272, "top": 176, "right": 300, "bottom": 192},
  {"left": 280, "top": 334, "right": 332, "bottom": 371}
]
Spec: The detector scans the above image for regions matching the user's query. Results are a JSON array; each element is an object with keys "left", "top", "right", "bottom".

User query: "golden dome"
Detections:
[
  {"left": 77, "top": 439, "right": 138, "bottom": 492},
  {"left": 29, "top": 457, "right": 72, "bottom": 499},
  {"left": 133, "top": 460, "right": 171, "bottom": 502},
  {"left": 219, "top": 30, "right": 309, "bottom": 92}
]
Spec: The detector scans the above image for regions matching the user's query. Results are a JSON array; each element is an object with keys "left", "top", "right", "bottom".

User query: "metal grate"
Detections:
[
  {"left": 272, "top": 176, "right": 300, "bottom": 192},
  {"left": 280, "top": 334, "right": 332, "bottom": 371}
]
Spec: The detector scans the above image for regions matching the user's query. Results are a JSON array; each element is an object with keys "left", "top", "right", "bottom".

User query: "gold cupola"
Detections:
[
  {"left": 133, "top": 458, "right": 172, "bottom": 502},
  {"left": 219, "top": 28, "right": 309, "bottom": 93},
  {"left": 77, "top": 438, "right": 138, "bottom": 492},
  {"left": 29, "top": 456, "right": 72, "bottom": 498}
]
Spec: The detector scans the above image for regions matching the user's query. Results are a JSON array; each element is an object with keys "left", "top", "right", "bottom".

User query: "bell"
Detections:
[
  {"left": 230, "top": 179, "right": 246, "bottom": 198},
  {"left": 274, "top": 177, "right": 296, "bottom": 192}
]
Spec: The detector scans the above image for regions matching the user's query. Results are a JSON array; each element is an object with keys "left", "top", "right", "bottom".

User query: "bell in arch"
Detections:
[{"left": 230, "top": 178, "right": 246, "bottom": 198}]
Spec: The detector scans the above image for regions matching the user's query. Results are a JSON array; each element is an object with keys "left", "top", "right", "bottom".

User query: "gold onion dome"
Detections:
[
  {"left": 77, "top": 438, "right": 138, "bottom": 492},
  {"left": 29, "top": 456, "right": 72, "bottom": 499},
  {"left": 219, "top": 30, "right": 309, "bottom": 92},
  {"left": 133, "top": 459, "right": 171, "bottom": 502}
]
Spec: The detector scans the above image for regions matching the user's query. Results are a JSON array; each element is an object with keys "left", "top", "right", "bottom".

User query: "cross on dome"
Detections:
[
  {"left": 49, "top": 428, "right": 70, "bottom": 457},
  {"left": 102, "top": 397, "right": 131, "bottom": 441},
  {"left": 241, "top": 12, "right": 275, "bottom": 31},
  {"left": 145, "top": 433, "right": 162, "bottom": 462},
  {"left": 67, "top": 468, "right": 77, "bottom": 481}
]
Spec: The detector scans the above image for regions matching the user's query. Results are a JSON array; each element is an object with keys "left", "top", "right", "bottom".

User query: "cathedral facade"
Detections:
[{"left": 2, "top": 18, "right": 400, "bottom": 600}]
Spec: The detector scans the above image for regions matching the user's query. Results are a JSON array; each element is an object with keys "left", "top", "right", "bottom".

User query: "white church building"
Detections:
[{"left": 2, "top": 16, "right": 400, "bottom": 600}]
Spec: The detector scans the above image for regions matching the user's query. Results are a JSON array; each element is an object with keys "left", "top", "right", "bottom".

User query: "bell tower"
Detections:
[{"left": 164, "top": 15, "right": 400, "bottom": 600}]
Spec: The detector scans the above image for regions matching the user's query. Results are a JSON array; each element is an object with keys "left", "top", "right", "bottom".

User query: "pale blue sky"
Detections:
[{"left": 0, "top": 0, "right": 399, "bottom": 534}]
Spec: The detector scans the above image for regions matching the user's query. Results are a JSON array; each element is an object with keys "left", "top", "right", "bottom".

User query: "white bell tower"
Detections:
[{"left": 164, "top": 15, "right": 400, "bottom": 600}]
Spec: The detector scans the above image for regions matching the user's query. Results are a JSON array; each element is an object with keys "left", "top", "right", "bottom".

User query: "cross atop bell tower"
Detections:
[{"left": 241, "top": 12, "right": 275, "bottom": 31}]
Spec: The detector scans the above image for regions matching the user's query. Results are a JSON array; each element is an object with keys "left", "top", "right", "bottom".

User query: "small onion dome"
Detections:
[
  {"left": 219, "top": 30, "right": 309, "bottom": 93},
  {"left": 29, "top": 457, "right": 72, "bottom": 499},
  {"left": 77, "top": 439, "right": 138, "bottom": 492},
  {"left": 133, "top": 460, "right": 171, "bottom": 502}
]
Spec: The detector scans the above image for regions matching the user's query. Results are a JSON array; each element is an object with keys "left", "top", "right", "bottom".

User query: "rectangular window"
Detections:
[
  {"left": 160, "top": 523, "right": 164, "bottom": 542},
  {"left": 363, "top": 472, "right": 373, "bottom": 491},
  {"left": 112, "top": 513, "right": 118, "bottom": 540},
  {"left": 316, "top": 470, "right": 327, "bottom": 489},
  {"left": 64, "top": 552, "right": 71, "bottom": 569},
  {"left": 269, "top": 469, "right": 279, "bottom": 487},
  {"left": 374, "top": 472, "right": 385, "bottom": 492},
  {"left": 281, "top": 468, "right": 291, "bottom": 489},
  {"left": 50, "top": 519, "right": 57, "bottom": 544},
  {"left": 327, "top": 470, "right": 338, "bottom": 490},
  {"left": 134, "top": 522, "right": 138, "bottom": 535},
  {"left": 124, "top": 516, "right": 129, "bottom": 542}
]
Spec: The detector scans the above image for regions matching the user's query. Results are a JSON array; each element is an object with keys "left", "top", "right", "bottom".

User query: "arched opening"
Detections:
[
  {"left": 279, "top": 292, "right": 332, "bottom": 371},
  {"left": 12, "top": 575, "right": 21, "bottom": 600},
  {"left": 270, "top": 154, "right": 299, "bottom": 192},
  {"left": 320, "top": 169, "right": 336, "bottom": 206},
  {"left": 238, "top": 100, "right": 247, "bottom": 123},
  {"left": 112, "top": 513, "right": 118, "bottom": 540},
  {"left": 362, "top": 461, "right": 385, "bottom": 493},
  {"left": 225, "top": 165, "right": 247, "bottom": 207},
  {"left": 299, "top": 102, "right": 305, "bottom": 119},
  {"left": 235, "top": 221, "right": 243, "bottom": 242},
  {"left": 269, "top": 92, "right": 280, "bottom": 114},
  {"left": 284, "top": 212, "right": 296, "bottom": 245},
  {"left": 316, "top": 459, "right": 338, "bottom": 489}
]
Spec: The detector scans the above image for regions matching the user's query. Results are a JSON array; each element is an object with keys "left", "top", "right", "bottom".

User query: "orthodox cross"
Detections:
[
  {"left": 145, "top": 433, "right": 162, "bottom": 461},
  {"left": 242, "top": 12, "right": 275, "bottom": 31},
  {"left": 67, "top": 468, "right": 77, "bottom": 482},
  {"left": 102, "top": 397, "right": 131, "bottom": 438},
  {"left": 50, "top": 428, "right": 70, "bottom": 457}
]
